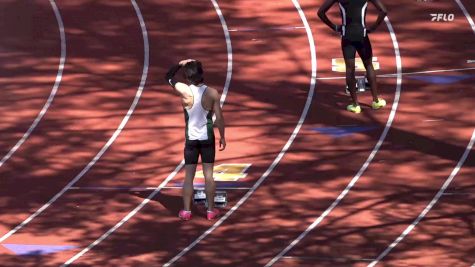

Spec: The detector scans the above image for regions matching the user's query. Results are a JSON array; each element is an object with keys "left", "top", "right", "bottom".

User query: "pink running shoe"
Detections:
[
  {"left": 178, "top": 210, "right": 192, "bottom": 221},
  {"left": 207, "top": 208, "right": 220, "bottom": 220}
]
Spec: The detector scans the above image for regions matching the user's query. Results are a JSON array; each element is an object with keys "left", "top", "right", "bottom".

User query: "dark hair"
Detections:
[{"left": 183, "top": 61, "right": 204, "bottom": 85}]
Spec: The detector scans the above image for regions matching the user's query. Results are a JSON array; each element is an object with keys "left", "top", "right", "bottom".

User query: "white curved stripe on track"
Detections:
[
  {"left": 0, "top": 0, "right": 149, "bottom": 243},
  {"left": 0, "top": 0, "right": 66, "bottom": 168},
  {"left": 164, "top": 0, "right": 317, "bottom": 265},
  {"left": 368, "top": 130, "right": 475, "bottom": 267},
  {"left": 61, "top": 0, "right": 233, "bottom": 265},
  {"left": 367, "top": 1, "right": 475, "bottom": 265},
  {"left": 317, "top": 67, "right": 475, "bottom": 80},
  {"left": 265, "top": 15, "right": 403, "bottom": 266},
  {"left": 455, "top": 0, "right": 475, "bottom": 33},
  {"left": 214, "top": 0, "right": 232, "bottom": 107}
]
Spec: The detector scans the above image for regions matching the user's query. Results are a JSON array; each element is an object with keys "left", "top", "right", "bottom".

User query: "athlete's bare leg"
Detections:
[
  {"left": 183, "top": 164, "right": 197, "bottom": 211},
  {"left": 363, "top": 58, "right": 379, "bottom": 102},
  {"left": 344, "top": 58, "right": 358, "bottom": 105},
  {"left": 202, "top": 163, "right": 215, "bottom": 211}
]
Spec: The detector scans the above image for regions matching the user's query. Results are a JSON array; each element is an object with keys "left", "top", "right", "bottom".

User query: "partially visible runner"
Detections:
[
  {"left": 318, "top": 0, "right": 388, "bottom": 113},
  {"left": 165, "top": 59, "right": 226, "bottom": 220}
]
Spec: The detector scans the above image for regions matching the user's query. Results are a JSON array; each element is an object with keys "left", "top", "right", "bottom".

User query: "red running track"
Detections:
[{"left": 0, "top": 0, "right": 474, "bottom": 266}]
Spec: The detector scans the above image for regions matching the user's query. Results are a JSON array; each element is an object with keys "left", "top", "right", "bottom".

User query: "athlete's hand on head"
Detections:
[
  {"left": 179, "top": 59, "right": 195, "bottom": 66},
  {"left": 219, "top": 137, "right": 226, "bottom": 151}
]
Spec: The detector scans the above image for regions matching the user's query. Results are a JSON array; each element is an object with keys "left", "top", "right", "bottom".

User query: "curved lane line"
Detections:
[
  {"left": 317, "top": 67, "right": 475, "bottom": 80},
  {"left": 212, "top": 0, "right": 233, "bottom": 107},
  {"left": 0, "top": 0, "right": 66, "bottom": 168},
  {"left": 368, "top": 130, "right": 475, "bottom": 267},
  {"left": 0, "top": 0, "right": 149, "bottom": 243},
  {"left": 455, "top": 0, "right": 475, "bottom": 33},
  {"left": 163, "top": 0, "right": 317, "bottom": 265}
]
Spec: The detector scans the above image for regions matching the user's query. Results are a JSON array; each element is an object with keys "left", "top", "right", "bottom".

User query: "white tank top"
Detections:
[{"left": 184, "top": 84, "right": 214, "bottom": 141}]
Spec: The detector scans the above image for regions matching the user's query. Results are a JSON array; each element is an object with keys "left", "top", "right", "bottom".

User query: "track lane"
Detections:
[
  {"left": 0, "top": 0, "right": 64, "bottom": 165},
  {"left": 165, "top": 0, "right": 399, "bottom": 265},
  {"left": 0, "top": 1, "right": 146, "bottom": 265},
  {"left": 277, "top": 1, "right": 475, "bottom": 266},
  {"left": 369, "top": 135, "right": 475, "bottom": 267},
  {"left": 0, "top": 0, "right": 229, "bottom": 266},
  {"left": 65, "top": 0, "right": 313, "bottom": 266}
]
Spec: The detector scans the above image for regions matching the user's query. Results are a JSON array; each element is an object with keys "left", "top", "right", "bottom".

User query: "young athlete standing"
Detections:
[
  {"left": 165, "top": 59, "right": 226, "bottom": 220},
  {"left": 318, "top": 0, "right": 388, "bottom": 113}
]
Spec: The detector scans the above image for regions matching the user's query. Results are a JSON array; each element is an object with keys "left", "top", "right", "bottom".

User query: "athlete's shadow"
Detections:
[{"left": 129, "top": 190, "right": 205, "bottom": 216}]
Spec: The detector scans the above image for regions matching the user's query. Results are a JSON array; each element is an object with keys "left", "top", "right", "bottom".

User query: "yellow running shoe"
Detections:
[
  {"left": 347, "top": 104, "right": 362, "bottom": 114},
  {"left": 372, "top": 98, "right": 386, "bottom": 110}
]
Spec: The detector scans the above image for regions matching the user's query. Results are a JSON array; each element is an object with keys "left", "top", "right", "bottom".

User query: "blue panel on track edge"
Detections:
[
  {"left": 2, "top": 244, "right": 77, "bottom": 256},
  {"left": 311, "top": 125, "right": 379, "bottom": 137},
  {"left": 407, "top": 74, "right": 474, "bottom": 84}
]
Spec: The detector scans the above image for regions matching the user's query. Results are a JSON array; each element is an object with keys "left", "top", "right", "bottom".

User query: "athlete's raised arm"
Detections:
[
  {"left": 367, "top": 0, "right": 388, "bottom": 33},
  {"left": 317, "top": 0, "right": 340, "bottom": 33},
  {"left": 165, "top": 59, "right": 194, "bottom": 97},
  {"left": 211, "top": 89, "right": 226, "bottom": 151}
]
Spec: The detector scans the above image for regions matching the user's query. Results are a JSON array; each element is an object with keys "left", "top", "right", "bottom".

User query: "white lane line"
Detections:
[
  {"left": 69, "top": 186, "right": 252, "bottom": 191},
  {"left": 282, "top": 256, "right": 375, "bottom": 262},
  {"left": 62, "top": 162, "right": 183, "bottom": 267},
  {"left": 0, "top": 0, "right": 149, "bottom": 243},
  {"left": 368, "top": 129, "right": 475, "bottom": 267},
  {"left": 317, "top": 67, "right": 475, "bottom": 80},
  {"left": 214, "top": 0, "right": 233, "bottom": 107},
  {"left": 228, "top": 26, "right": 305, "bottom": 32},
  {"left": 61, "top": 0, "right": 234, "bottom": 265},
  {"left": 164, "top": 0, "right": 317, "bottom": 265},
  {"left": 0, "top": 0, "right": 66, "bottom": 168},
  {"left": 455, "top": 0, "right": 475, "bottom": 34},
  {"left": 265, "top": 15, "right": 403, "bottom": 267}
]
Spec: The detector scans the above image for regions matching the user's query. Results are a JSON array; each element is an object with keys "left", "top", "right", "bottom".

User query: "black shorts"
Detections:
[
  {"left": 341, "top": 35, "right": 373, "bottom": 61},
  {"left": 184, "top": 140, "right": 215, "bottom": 165}
]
